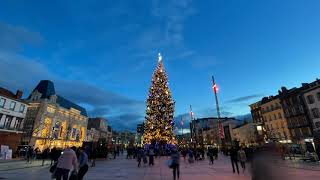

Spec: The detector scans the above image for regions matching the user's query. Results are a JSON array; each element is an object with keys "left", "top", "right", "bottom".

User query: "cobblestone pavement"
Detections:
[{"left": 0, "top": 154, "right": 319, "bottom": 180}]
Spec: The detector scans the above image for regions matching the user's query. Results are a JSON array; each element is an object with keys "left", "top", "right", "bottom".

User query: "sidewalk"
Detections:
[{"left": 0, "top": 159, "right": 51, "bottom": 171}]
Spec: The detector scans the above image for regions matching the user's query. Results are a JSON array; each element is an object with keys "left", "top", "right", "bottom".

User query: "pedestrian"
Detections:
[
  {"left": 42, "top": 148, "right": 49, "bottom": 166},
  {"left": 238, "top": 147, "right": 247, "bottom": 173},
  {"left": 188, "top": 149, "right": 194, "bottom": 164},
  {"left": 208, "top": 148, "right": 214, "bottom": 165},
  {"left": 170, "top": 147, "right": 180, "bottom": 180},
  {"left": 55, "top": 147, "right": 78, "bottom": 180},
  {"left": 113, "top": 147, "right": 117, "bottom": 159},
  {"left": 214, "top": 147, "right": 218, "bottom": 160},
  {"left": 149, "top": 147, "right": 155, "bottom": 166},
  {"left": 137, "top": 148, "right": 143, "bottom": 167},
  {"left": 26, "top": 146, "right": 34, "bottom": 164},
  {"left": 78, "top": 147, "right": 89, "bottom": 180},
  {"left": 143, "top": 149, "right": 148, "bottom": 166},
  {"left": 230, "top": 146, "right": 239, "bottom": 174},
  {"left": 91, "top": 148, "right": 97, "bottom": 167}
]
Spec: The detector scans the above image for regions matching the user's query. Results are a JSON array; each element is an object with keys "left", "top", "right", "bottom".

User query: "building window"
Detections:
[
  {"left": 307, "top": 95, "right": 315, "bottom": 104},
  {"left": 9, "top": 101, "right": 16, "bottom": 111},
  {"left": 317, "top": 92, "right": 320, "bottom": 101},
  {"left": 0, "top": 98, "right": 5, "bottom": 108},
  {"left": 311, "top": 108, "right": 320, "bottom": 118},
  {"left": 14, "top": 118, "right": 22, "bottom": 130},
  {"left": 315, "top": 121, "right": 320, "bottom": 129},
  {"left": 19, "top": 104, "right": 25, "bottom": 113},
  {"left": 278, "top": 112, "right": 282, "bottom": 119},
  {"left": 4, "top": 116, "right": 13, "bottom": 129},
  {"left": 273, "top": 114, "right": 277, "bottom": 120}
]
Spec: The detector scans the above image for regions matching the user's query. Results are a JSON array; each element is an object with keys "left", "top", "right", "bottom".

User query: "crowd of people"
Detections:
[
  {"left": 125, "top": 144, "right": 251, "bottom": 180},
  {"left": 21, "top": 144, "right": 254, "bottom": 180}
]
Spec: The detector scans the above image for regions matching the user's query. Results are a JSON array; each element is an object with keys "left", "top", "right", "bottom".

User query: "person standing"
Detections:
[
  {"left": 55, "top": 147, "right": 78, "bottom": 180},
  {"left": 149, "top": 147, "right": 155, "bottom": 166},
  {"left": 171, "top": 148, "right": 180, "bottom": 180},
  {"left": 238, "top": 147, "right": 247, "bottom": 173},
  {"left": 230, "top": 147, "right": 239, "bottom": 174},
  {"left": 78, "top": 147, "right": 89, "bottom": 180}
]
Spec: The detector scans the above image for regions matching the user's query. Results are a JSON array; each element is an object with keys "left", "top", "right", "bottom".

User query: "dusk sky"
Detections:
[{"left": 0, "top": 0, "right": 320, "bottom": 131}]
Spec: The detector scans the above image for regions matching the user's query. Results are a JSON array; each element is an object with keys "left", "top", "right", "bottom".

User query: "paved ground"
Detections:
[{"left": 0, "top": 154, "right": 319, "bottom": 180}]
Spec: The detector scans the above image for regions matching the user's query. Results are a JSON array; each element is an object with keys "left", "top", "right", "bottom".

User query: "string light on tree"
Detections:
[{"left": 143, "top": 53, "right": 176, "bottom": 145}]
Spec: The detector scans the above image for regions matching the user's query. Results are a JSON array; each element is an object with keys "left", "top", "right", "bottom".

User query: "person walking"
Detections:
[
  {"left": 137, "top": 148, "right": 143, "bottom": 167},
  {"left": 188, "top": 149, "right": 194, "bottom": 164},
  {"left": 238, "top": 147, "right": 247, "bottom": 173},
  {"left": 208, "top": 148, "right": 214, "bottom": 165},
  {"left": 55, "top": 147, "right": 78, "bottom": 180},
  {"left": 26, "top": 146, "right": 34, "bottom": 164},
  {"left": 78, "top": 147, "right": 89, "bottom": 180},
  {"left": 171, "top": 148, "right": 180, "bottom": 180},
  {"left": 42, "top": 148, "right": 49, "bottom": 166},
  {"left": 143, "top": 149, "right": 148, "bottom": 166},
  {"left": 230, "top": 147, "right": 239, "bottom": 174},
  {"left": 149, "top": 147, "right": 155, "bottom": 166},
  {"left": 91, "top": 148, "right": 97, "bottom": 167}
]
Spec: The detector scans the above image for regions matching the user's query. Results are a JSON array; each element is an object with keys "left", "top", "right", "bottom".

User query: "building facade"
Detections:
[
  {"left": 190, "top": 117, "right": 242, "bottom": 146},
  {"left": 86, "top": 117, "right": 112, "bottom": 148},
  {"left": 249, "top": 101, "right": 263, "bottom": 124},
  {"left": 260, "top": 96, "right": 291, "bottom": 143},
  {"left": 22, "top": 80, "right": 88, "bottom": 151},
  {"left": 232, "top": 122, "right": 258, "bottom": 146},
  {"left": 0, "top": 87, "right": 28, "bottom": 153},
  {"left": 136, "top": 123, "right": 144, "bottom": 145},
  {"left": 279, "top": 86, "right": 313, "bottom": 145},
  {"left": 302, "top": 79, "right": 320, "bottom": 155}
]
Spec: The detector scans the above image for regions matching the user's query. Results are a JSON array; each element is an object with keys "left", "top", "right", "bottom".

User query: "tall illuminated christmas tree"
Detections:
[{"left": 144, "top": 53, "right": 176, "bottom": 145}]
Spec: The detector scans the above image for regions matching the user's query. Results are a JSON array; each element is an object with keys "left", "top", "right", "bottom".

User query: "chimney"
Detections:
[{"left": 16, "top": 90, "right": 23, "bottom": 99}]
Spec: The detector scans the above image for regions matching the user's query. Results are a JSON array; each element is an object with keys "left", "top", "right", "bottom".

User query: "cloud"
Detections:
[
  {"left": 0, "top": 54, "right": 144, "bottom": 132},
  {"left": 226, "top": 94, "right": 263, "bottom": 103},
  {"left": 0, "top": 22, "right": 43, "bottom": 52},
  {"left": 235, "top": 113, "right": 252, "bottom": 121},
  {"left": 108, "top": 113, "right": 144, "bottom": 132}
]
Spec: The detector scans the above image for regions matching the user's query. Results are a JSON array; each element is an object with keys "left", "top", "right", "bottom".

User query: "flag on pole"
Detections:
[{"left": 219, "top": 122, "right": 225, "bottom": 139}]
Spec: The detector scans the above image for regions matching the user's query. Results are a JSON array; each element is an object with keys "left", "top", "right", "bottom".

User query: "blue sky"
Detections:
[{"left": 0, "top": 0, "right": 320, "bottom": 131}]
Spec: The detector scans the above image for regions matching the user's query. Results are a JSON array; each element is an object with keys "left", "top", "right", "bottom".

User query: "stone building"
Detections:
[
  {"left": 22, "top": 80, "right": 88, "bottom": 151},
  {"left": 302, "top": 79, "right": 320, "bottom": 155},
  {"left": 260, "top": 96, "right": 291, "bottom": 143},
  {"left": 190, "top": 117, "right": 242, "bottom": 146},
  {"left": 86, "top": 117, "right": 112, "bottom": 147},
  {"left": 0, "top": 87, "right": 28, "bottom": 153},
  {"left": 279, "top": 86, "right": 313, "bottom": 145},
  {"left": 232, "top": 122, "right": 258, "bottom": 146},
  {"left": 249, "top": 101, "right": 263, "bottom": 124}
]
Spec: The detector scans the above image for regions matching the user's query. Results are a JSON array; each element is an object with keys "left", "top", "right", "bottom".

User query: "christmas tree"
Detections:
[{"left": 144, "top": 53, "right": 176, "bottom": 145}]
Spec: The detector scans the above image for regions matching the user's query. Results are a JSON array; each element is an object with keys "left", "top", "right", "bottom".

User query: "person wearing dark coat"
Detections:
[
  {"left": 230, "top": 147, "right": 239, "bottom": 174},
  {"left": 91, "top": 148, "right": 97, "bottom": 167}
]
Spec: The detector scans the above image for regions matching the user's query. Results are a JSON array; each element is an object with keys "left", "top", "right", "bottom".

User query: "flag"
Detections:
[{"left": 218, "top": 121, "right": 225, "bottom": 139}]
